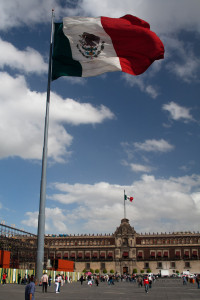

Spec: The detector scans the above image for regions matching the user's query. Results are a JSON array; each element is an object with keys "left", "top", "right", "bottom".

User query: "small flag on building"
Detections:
[{"left": 124, "top": 195, "right": 134, "bottom": 202}]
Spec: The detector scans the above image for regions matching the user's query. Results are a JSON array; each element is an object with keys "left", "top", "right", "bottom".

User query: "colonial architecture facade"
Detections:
[
  {"left": 1, "top": 219, "right": 200, "bottom": 274},
  {"left": 44, "top": 218, "right": 200, "bottom": 275}
]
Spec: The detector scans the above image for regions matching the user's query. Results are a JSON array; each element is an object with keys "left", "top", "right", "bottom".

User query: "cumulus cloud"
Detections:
[
  {"left": 162, "top": 101, "right": 194, "bottom": 123},
  {"left": 0, "top": 72, "right": 114, "bottom": 162},
  {"left": 122, "top": 74, "right": 159, "bottom": 99},
  {"left": 22, "top": 207, "right": 68, "bottom": 233},
  {"left": 133, "top": 139, "right": 174, "bottom": 153},
  {"left": 22, "top": 174, "right": 200, "bottom": 234},
  {"left": 0, "top": 38, "right": 47, "bottom": 74},
  {"left": 130, "top": 163, "right": 153, "bottom": 173}
]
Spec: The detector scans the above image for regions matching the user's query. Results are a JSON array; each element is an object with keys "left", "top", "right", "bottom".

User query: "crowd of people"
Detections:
[{"left": 2, "top": 270, "right": 200, "bottom": 299}]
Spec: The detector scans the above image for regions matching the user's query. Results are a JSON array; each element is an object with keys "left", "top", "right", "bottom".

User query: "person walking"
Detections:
[
  {"left": 2, "top": 273, "right": 7, "bottom": 285},
  {"left": 183, "top": 276, "right": 187, "bottom": 285},
  {"left": 80, "top": 275, "right": 84, "bottom": 285},
  {"left": 41, "top": 272, "right": 48, "bottom": 293},
  {"left": 55, "top": 275, "right": 59, "bottom": 293},
  {"left": 196, "top": 274, "right": 200, "bottom": 288},
  {"left": 25, "top": 275, "right": 35, "bottom": 300},
  {"left": 57, "top": 274, "right": 62, "bottom": 292},
  {"left": 144, "top": 276, "right": 149, "bottom": 293}
]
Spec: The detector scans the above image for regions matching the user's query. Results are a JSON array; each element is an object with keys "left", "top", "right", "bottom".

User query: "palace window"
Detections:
[
  {"left": 101, "top": 263, "right": 105, "bottom": 269},
  {"left": 171, "top": 262, "right": 176, "bottom": 268},
  {"left": 157, "top": 262, "right": 162, "bottom": 268},
  {"left": 144, "top": 262, "right": 149, "bottom": 269},
  {"left": 86, "top": 263, "right": 90, "bottom": 270},
  {"left": 185, "top": 262, "right": 190, "bottom": 268}
]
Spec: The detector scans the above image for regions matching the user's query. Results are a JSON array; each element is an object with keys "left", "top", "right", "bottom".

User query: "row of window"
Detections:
[
  {"left": 47, "top": 239, "right": 112, "bottom": 246},
  {"left": 144, "top": 261, "right": 191, "bottom": 269},
  {"left": 140, "top": 238, "right": 200, "bottom": 245},
  {"left": 137, "top": 249, "right": 198, "bottom": 258},
  {"left": 52, "top": 252, "right": 114, "bottom": 259}
]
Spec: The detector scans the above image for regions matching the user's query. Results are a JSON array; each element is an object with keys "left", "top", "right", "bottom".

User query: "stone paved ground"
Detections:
[{"left": 0, "top": 278, "right": 200, "bottom": 300}]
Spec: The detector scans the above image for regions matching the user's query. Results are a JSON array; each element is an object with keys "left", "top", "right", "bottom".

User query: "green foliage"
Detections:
[
  {"left": 103, "top": 269, "right": 107, "bottom": 274},
  {"left": 147, "top": 268, "right": 152, "bottom": 273},
  {"left": 140, "top": 269, "right": 144, "bottom": 273},
  {"left": 82, "top": 269, "right": 87, "bottom": 273},
  {"left": 133, "top": 268, "right": 137, "bottom": 274},
  {"left": 176, "top": 270, "right": 179, "bottom": 274},
  {"left": 110, "top": 269, "right": 114, "bottom": 274},
  {"left": 95, "top": 269, "right": 100, "bottom": 274},
  {"left": 90, "top": 268, "right": 94, "bottom": 274}
]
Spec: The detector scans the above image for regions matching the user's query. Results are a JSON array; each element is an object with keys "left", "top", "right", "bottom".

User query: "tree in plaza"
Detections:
[
  {"left": 110, "top": 269, "right": 114, "bottom": 274},
  {"left": 140, "top": 270, "right": 144, "bottom": 274},
  {"left": 95, "top": 269, "right": 100, "bottom": 274},
  {"left": 133, "top": 268, "right": 137, "bottom": 274},
  {"left": 103, "top": 269, "right": 107, "bottom": 274},
  {"left": 147, "top": 268, "right": 152, "bottom": 273}
]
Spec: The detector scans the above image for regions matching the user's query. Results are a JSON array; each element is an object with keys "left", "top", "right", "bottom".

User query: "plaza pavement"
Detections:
[{"left": 0, "top": 278, "right": 200, "bottom": 300}]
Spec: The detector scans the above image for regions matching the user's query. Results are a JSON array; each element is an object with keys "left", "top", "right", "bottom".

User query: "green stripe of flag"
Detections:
[{"left": 52, "top": 23, "right": 82, "bottom": 80}]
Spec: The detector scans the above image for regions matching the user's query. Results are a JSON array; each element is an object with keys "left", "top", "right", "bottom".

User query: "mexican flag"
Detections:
[
  {"left": 124, "top": 195, "right": 134, "bottom": 202},
  {"left": 52, "top": 15, "right": 164, "bottom": 79}
]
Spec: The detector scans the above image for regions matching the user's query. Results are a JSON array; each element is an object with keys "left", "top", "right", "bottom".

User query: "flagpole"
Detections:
[
  {"left": 36, "top": 9, "right": 54, "bottom": 283},
  {"left": 124, "top": 190, "right": 126, "bottom": 219}
]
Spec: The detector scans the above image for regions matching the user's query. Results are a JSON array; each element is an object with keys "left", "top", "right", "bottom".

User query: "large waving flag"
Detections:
[{"left": 52, "top": 15, "right": 164, "bottom": 79}]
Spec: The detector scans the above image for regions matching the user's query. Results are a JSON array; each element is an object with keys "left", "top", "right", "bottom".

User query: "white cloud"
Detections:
[
  {"left": 22, "top": 174, "right": 200, "bottom": 234},
  {"left": 1, "top": 0, "right": 200, "bottom": 35},
  {"left": 0, "top": 72, "right": 114, "bottom": 162},
  {"left": 130, "top": 163, "right": 153, "bottom": 173},
  {"left": 164, "top": 36, "right": 200, "bottom": 83},
  {"left": 122, "top": 74, "right": 159, "bottom": 99},
  {"left": 134, "top": 139, "right": 174, "bottom": 153},
  {"left": 162, "top": 101, "right": 194, "bottom": 122},
  {"left": 0, "top": 38, "right": 47, "bottom": 74},
  {"left": 22, "top": 207, "right": 68, "bottom": 233}
]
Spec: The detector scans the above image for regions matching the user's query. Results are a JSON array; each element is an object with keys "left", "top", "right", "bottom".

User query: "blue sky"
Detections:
[{"left": 0, "top": 0, "right": 200, "bottom": 235}]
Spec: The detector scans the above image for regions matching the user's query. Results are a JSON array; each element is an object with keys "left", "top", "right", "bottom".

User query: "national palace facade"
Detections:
[{"left": 1, "top": 218, "right": 200, "bottom": 274}]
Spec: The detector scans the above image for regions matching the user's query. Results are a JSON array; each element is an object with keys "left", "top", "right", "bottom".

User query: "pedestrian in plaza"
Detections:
[
  {"left": 18, "top": 273, "right": 21, "bottom": 284},
  {"left": 57, "top": 274, "right": 62, "bottom": 292},
  {"left": 95, "top": 276, "right": 99, "bottom": 286},
  {"left": 149, "top": 277, "right": 152, "bottom": 289},
  {"left": 41, "top": 272, "right": 48, "bottom": 293},
  {"left": 25, "top": 275, "right": 35, "bottom": 300},
  {"left": 137, "top": 276, "right": 143, "bottom": 287},
  {"left": 80, "top": 275, "right": 84, "bottom": 285},
  {"left": 183, "top": 276, "right": 187, "bottom": 285},
  {"left": 48, "top": 274, "right": 52, "bottom": 286},
  {"left": 55, "top": 275, "right": 59, "bottom": 293},
  {"left": 2, "top": 272, "right": 7, "bottom": 285},
  {"left": 143, "top": 276, "right": 149, "bottom": 293},
  {"left": 196, "top": 274, "right": 200, "bottom": 289}
]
